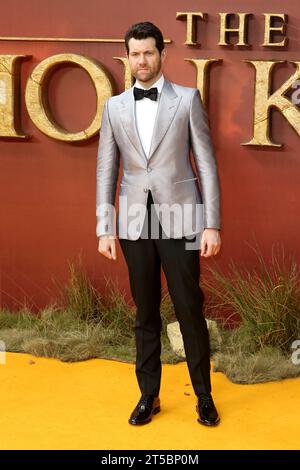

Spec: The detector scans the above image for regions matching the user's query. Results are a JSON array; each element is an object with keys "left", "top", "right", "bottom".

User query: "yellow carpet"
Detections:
[{"left": 0, "top": 352, "right": 299, "bottom": 450}]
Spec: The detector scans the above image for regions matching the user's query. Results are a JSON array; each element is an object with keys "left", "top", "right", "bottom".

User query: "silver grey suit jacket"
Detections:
[{"left": 96, "top": 78, "right": 221, "bottom": 240}]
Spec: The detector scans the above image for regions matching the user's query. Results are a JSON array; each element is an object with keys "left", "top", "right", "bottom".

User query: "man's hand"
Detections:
[
  {"left": 200, "top": 228, "right": 221, "bottom": 257},
  {"left": 98, "top": 235, "right": 117, "bottom": 260}
]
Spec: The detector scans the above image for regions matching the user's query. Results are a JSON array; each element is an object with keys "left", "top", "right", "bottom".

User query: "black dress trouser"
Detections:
[{"left": 119, "top": 190, "right": 211, "bottom": 397}]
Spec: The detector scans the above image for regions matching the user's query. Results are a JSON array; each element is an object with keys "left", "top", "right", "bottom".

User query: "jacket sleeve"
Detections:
[
  {"left": 189, "top": 89, "right": 221, "bottom": 230},
  {"left": 96, "top": 98, "right": 120, "bottom": 238}
]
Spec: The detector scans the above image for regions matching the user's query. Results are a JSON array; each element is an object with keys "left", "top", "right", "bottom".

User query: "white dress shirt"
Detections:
[{"left": 133, "top": 73, "right": 165, "bottom": 159}]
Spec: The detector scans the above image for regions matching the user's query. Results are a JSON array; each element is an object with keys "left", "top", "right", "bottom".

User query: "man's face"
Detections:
[{"left": 127, "top": 37, "right": 166, "bottom": 83}]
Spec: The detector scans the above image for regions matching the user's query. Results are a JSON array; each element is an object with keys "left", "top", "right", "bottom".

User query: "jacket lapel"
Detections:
[{"left": 118, "top": 78, "right": 182, "bottom": 162}]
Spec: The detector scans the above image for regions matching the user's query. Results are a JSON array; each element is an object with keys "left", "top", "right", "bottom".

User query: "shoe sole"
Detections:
[
  {"left": 196, "top": 404, "right": 220, "bottom": 426},
  {"left": 128, "top": 406, "right": 161, "bottom": 425},
  {"left": 197, "top": 416, "right": 220, "bottom": 426}
]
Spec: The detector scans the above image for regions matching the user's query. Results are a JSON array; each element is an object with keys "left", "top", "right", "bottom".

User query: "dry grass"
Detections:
[
  {"left": 202, "top": 242, "right": 300, "bottom": 383},
  {"left": 0, "top": 258, "right": 182, "bottom": 364},
  {"left": 1, "top": 242, "right": 300, "bottom": 384}
]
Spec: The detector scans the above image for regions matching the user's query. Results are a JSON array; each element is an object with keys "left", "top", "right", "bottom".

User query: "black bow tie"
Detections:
[{"left": 134, "top": 87, "right": 158, "bottom": 101}]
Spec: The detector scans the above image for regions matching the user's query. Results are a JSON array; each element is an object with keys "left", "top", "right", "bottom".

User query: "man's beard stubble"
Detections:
[{"left": 132, "top": 62, "right": 162, "bottom": 84}]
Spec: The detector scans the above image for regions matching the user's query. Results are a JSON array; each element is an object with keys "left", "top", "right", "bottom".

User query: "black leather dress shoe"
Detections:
[
  {"left": 196, "top": 393, "right": 220, "bottom": 426},
  {"left": 128, "top": 395, "right": 161, "bottom": 425}
]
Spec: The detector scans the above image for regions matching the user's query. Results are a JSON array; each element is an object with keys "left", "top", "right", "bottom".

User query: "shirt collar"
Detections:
[{"left": 134, "top": 73, "right": 165, "bottom": 93}]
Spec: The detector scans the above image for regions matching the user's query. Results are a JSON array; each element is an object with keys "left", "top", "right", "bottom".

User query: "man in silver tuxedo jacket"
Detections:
[{"left": 96, "top": 21, "right": 221, "bottom": 427}]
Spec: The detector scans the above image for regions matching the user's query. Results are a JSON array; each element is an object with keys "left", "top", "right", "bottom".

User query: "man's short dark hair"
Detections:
[{"left": 124, "top": 21, "right": 164, "bottom": 55}]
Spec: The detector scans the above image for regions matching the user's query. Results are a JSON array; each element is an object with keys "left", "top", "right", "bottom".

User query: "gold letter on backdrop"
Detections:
[
  {"left": 262, "top": 14, "right": 288, "bottom": 47},
  {"left": 218, "top": 13, "right": 251, "bottom": 46},
  {"left": 242, "top": 60, "right": 300, "bottom": 147},
  {"left": 113, "top": 57, "right": 134, "bottom": 90},
  {"left": 0, "top": 55, "right": 31, "bottom": 139},
  {"left": 25, "top": 53, "right": 114, "bottom": 142},
  {"left": 184, "top": 58, "right": 222, "bottom": 108},
  {"left": 176, "top": 12, "right": 206, "bottom": 45}
]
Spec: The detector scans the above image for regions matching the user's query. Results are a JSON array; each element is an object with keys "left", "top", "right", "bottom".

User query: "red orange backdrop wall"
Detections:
[{"left": 0, "top": 0, "right": 299, "bottom": 313}]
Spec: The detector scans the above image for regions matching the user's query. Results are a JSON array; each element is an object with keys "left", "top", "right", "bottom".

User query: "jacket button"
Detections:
[{"left": 147, "top": 167, "right": 152, "bottom": 172}]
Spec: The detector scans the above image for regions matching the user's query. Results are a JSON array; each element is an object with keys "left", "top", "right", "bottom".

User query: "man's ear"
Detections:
[{"left": 161, "top": 48, "right": 167, "bottom": 62}]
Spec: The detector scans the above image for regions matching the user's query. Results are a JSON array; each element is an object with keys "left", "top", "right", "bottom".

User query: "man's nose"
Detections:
[{"left": 138, "top": 55, "right": 147, "bottom": 64}]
